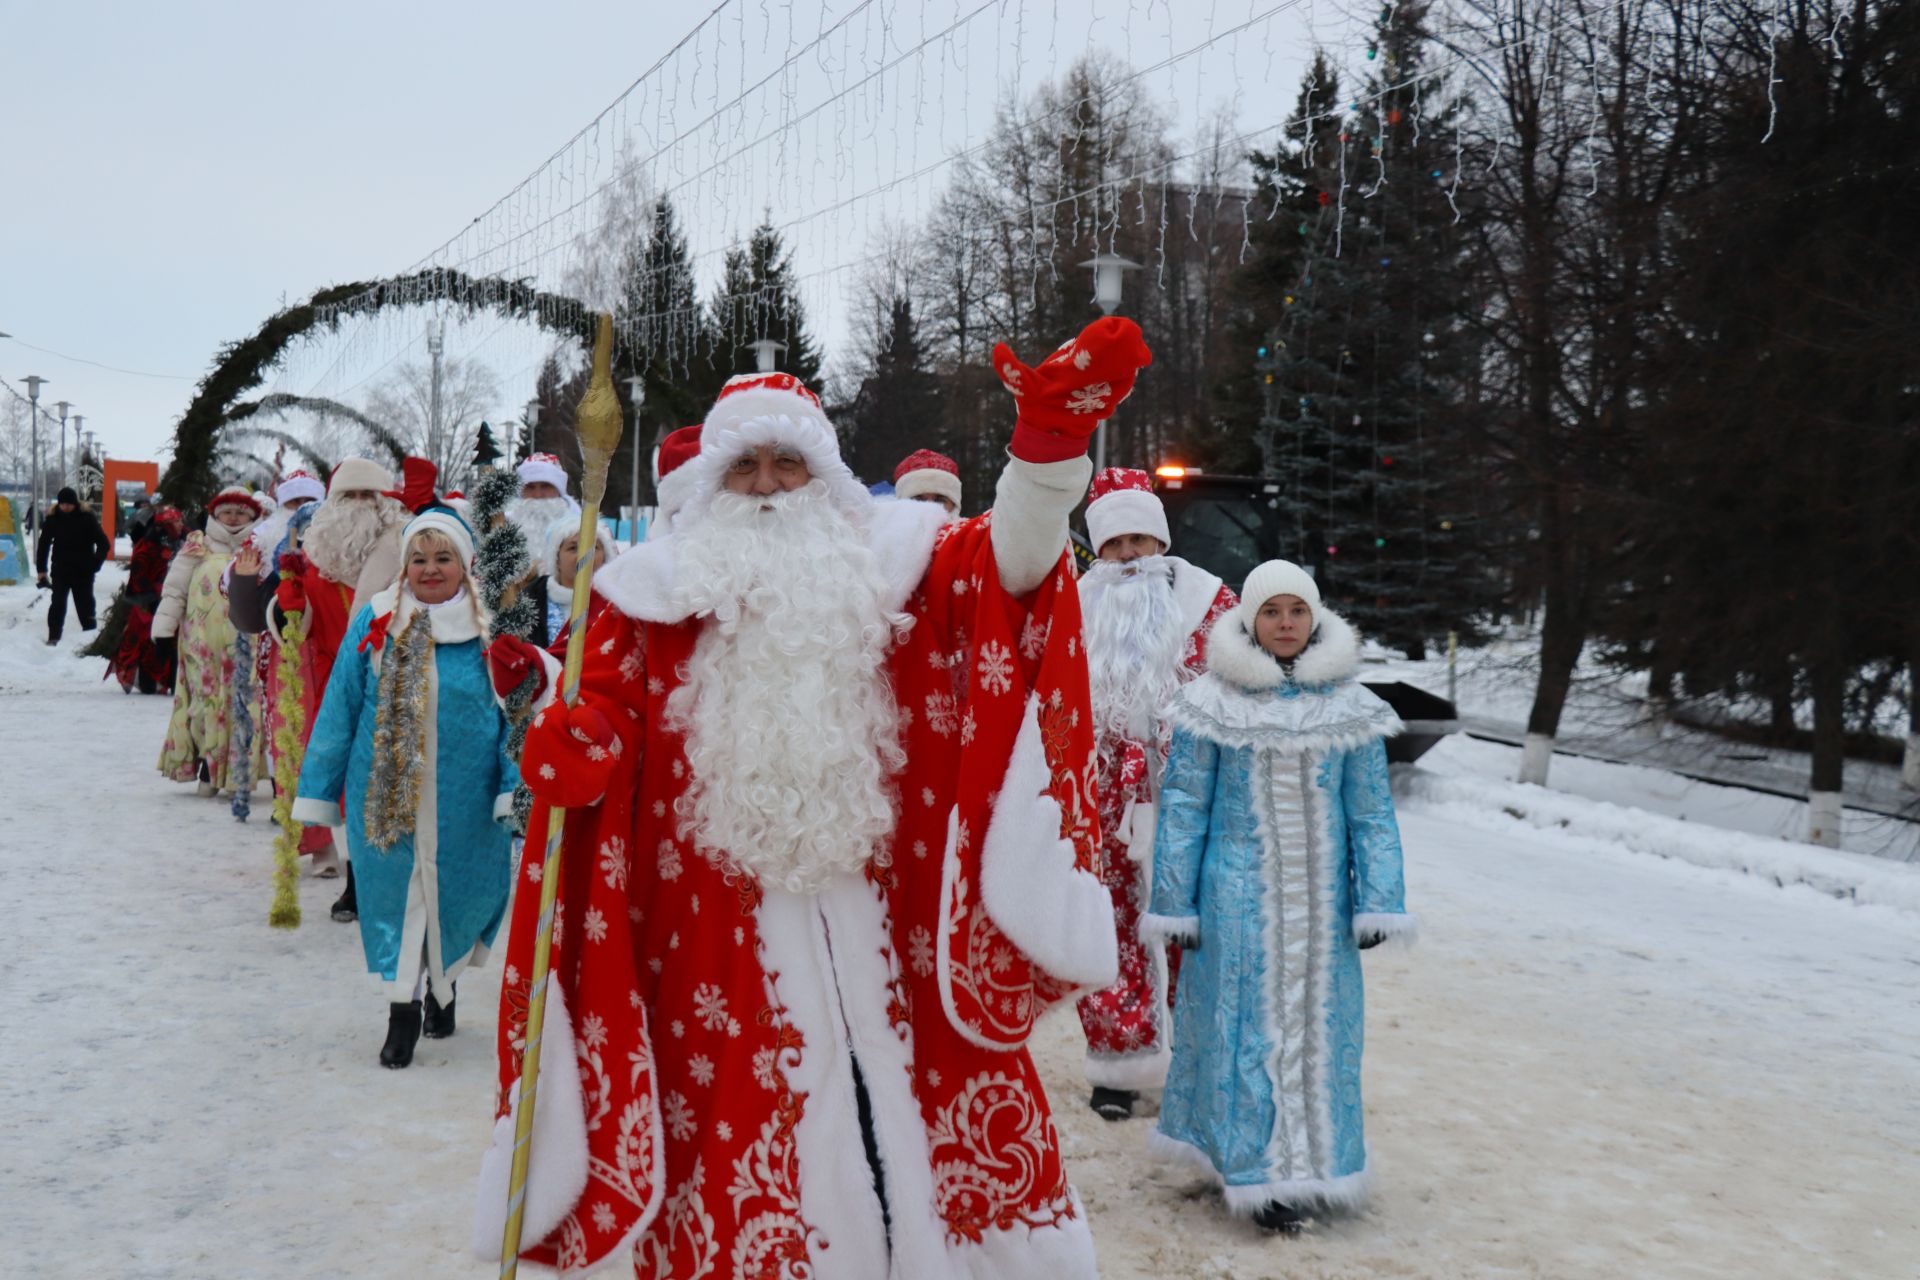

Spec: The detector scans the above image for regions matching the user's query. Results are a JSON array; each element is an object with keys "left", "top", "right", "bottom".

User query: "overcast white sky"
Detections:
[{"left": 2, "top": 0, "right": 1338, "bottom": 471}]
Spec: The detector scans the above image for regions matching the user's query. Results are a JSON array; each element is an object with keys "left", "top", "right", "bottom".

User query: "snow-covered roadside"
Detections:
[
  {"left": 1403, "top": 739, "right": 1920, "bottom": 911},
  {"left": 6, "top": 575, "right": 1918, "bottom": 1279}
]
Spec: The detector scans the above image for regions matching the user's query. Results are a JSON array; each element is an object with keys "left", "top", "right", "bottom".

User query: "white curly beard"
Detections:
[
  {"left": 1081, "top": 554, "right": 1185, "bottom": 743},
  {"left": 664, "top": 482, "right": 907, "bottom": 894},
  {"left": 303, "top": 495, "right": 407, "bottom": 584}
]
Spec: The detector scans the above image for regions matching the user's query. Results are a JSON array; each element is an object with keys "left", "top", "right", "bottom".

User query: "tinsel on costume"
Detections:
[
  {"left": 229, "top": 631, "right": 256, "bottom": 821},
  {"left": 268, "top": 605, "right": 311, "bottom": 928},
  {"left": 363, "top": 610, "right": 433, "bottom": 850},
  {"left": 470, "top": 467, "right": 540, "bottom": 832}
]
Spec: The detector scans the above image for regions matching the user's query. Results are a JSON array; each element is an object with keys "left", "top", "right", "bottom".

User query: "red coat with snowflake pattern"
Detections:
[{"left": 481, "top": 512, "right": 1118, "bottom": 1279}]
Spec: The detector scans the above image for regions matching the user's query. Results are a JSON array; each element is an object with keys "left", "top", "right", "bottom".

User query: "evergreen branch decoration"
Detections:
[
  {"left": 158, "top": 271, "right": 602, "bottom": 504},
  {"left": 268, "top": 609, "right": 311, "bottom": 929}
]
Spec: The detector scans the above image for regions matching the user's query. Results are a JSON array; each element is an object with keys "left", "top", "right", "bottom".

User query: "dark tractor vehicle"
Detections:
[{"left": 1148, "top": 467, "right": 1459, "bottom": 764}]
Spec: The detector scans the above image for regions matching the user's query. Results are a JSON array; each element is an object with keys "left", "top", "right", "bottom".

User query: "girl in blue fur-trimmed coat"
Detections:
[
  {"left": 1142, "top": 559, "right": 1413, "bottom": 1234},
  {"left": 294, "top": 508, "right": 516, "bottom": 1069}
]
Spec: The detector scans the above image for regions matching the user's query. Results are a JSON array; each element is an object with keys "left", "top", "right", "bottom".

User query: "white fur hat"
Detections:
[
  {"left": 673, "top": 372, "right": 869, "bottom": 528},
  {"left": 275, "top": 470, "right": 325, "bottom": 506},
  {"left": 517, "top": 452, "right": 571, "bottom": 495},
  {"left": 1238, "top": 559, "right": 1321, "bottom": 628},
  {"left": 401, "top": 507, "right": 476, "bottom": 568},
  {"left": 543, "top": 512, "right": 618, "bottom": 577},
  {"left": 329, "top": 457, "right": 392, "bottom": 496},
  {"left": 1084, "top": 466, "right": 1170, "bottom": 554}
]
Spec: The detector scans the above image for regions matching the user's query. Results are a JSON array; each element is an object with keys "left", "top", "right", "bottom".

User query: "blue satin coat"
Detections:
[
  {"left": 297, "top": 605, "right": 515, "bottom": 986},
  {"left": 1149, "top": 678, "right": 1408, "bottom": 1204}
]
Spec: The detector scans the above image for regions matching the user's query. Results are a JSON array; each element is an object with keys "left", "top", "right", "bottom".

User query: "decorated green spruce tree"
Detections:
[{"left": 1261, "top": 12, "right": 1494, "bottom": 654}]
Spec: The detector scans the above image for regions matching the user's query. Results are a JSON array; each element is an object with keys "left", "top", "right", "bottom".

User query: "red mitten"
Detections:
[
  {"left": 275, "top": 573, "right": 307, "bottom": 614},
  {"left": 521, "top": 703, "right": 620, "bottom": 808},
  {"left": 487, "top": 634, "right": 548, "bottom": 700},
  {"left": 993, "top": 316, "right": 1153, "bottom": 463}
]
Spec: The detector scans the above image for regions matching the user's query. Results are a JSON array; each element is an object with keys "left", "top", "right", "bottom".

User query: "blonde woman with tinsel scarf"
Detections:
[{"left": 294, "top": 508, "right": 516, "bottom": 1068}]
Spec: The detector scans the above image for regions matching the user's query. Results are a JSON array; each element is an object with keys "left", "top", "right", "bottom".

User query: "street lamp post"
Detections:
[
  {"left": 521, "top": 398, "right": 542, "bottom": 471},
  {"left": 54, "top": 401, "right": 72, "bottom": 484},
  {"left": 22, "top": 374, "right": 47, "bottom": 525},
  {"left": 1079, "top": 253, "right": 1141, "bottom": 472},
  {"left": 624, "top": 375, "right": 647, "bottom": 546},
  {"left": 747, "top": 339, "right": 786, "bottom": 374},
  {"left": 71, "top": 415, "right": 87, "bottom": 494}
]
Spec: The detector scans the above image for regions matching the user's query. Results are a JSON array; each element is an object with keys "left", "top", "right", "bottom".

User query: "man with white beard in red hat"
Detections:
[
  {"left": 477, "top": 319, "right": 1151, "bottom": 1279},
  {"left": 1073, "top": 467, "right": 1236, "bottom": 1122},
  {"left": 507, "top": 450, "right": 580, "bottom": 545}
]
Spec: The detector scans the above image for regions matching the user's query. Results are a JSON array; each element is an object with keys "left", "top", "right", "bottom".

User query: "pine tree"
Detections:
[
  {"left": 471, "top": 421, "right": 502, "bottom": 468},
  {"left": 707, "top": 222, "right": 824, "bottom": 393},
  {"left": 1261, "top": 15, "right": 1494, "bottom": 654},
  {"left": 843, "top": 296, "right": 943, "bottom": 489}
]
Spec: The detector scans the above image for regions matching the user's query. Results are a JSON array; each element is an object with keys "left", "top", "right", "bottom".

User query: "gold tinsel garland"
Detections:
[
  {"left": 268, "top": 608, "right": 310, "bottom": 928},
  {"left": 364, "top": 611, "right": 434, "bottom": 850}
]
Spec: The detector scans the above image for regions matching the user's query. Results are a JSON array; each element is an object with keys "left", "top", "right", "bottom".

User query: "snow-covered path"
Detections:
[{"left": 6, "top": 581, "right": 1917, "bottom": 1279}]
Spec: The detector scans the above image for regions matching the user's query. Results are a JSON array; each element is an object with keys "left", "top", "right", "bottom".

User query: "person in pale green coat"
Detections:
[{"left": 295, "top": 507, "right": 516, "bottom": 1069}]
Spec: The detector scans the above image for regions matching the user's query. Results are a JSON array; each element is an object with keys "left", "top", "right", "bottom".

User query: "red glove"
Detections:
[
  {"left": 487, "top": 634, "right": 548, "bottom": 699},
  {"left": 275, "top": 573, "right": 307, "bottom": 614},
  {"left": 521, "top": 703, "right": 620, "bottom": 808},
  {"left": 993, "top": 316, "right": 1153, "bottom": 463}
]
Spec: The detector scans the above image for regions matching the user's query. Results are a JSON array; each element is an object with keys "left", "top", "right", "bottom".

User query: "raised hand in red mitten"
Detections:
[
  {"left": 274, "top": 572, "right": 308, "bottom": 614},
  {"left": 486, "top": 634, "right": 548, "bottom": 700},
  {"left": 992, "top": 315, "right": 1153, "bottom": 463},
  {"left": 521, "top": 703, "right": 620, "bottom": 808}
]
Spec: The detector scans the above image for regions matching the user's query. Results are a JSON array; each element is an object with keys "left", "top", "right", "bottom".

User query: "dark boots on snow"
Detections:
[
  {"left": 380, "top": 1001, "right": 423, "bottom": 1069},
  {"left": 330, "top": 865, "right": 357, "bottom": 923},
  {"left": 1253, "top": 1200, "right": 1308, "bottom": 1235},
  {"left": 423, "top": 985, "right": 456, "bottom": 1039},
  {"left": 1089, "top": 1087, "right": 1136, "bottom": 1121}
]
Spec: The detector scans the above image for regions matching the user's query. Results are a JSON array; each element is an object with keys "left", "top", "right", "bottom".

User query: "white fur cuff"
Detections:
[
  {"left": 492, "top": 793, "right": 514, "bottom": 822},
  {"left": 1139, "top": 912, "right": 1199, "bottom": 948},
  {"left": 291, "top": 796, "right": 344, "bottom": 828},
  {"left": 1353, "top": 912, "right": 1417, "bottom": 949}
]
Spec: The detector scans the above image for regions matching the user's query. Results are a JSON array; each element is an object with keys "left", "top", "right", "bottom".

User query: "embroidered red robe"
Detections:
[{"left": 480, "top": 511, "right": 1119, "bottom": 1279}]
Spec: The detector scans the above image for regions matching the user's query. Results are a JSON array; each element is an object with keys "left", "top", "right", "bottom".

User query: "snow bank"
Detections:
[{"left": 1401, "top": 765, "right": 1920, "bottom": 913}]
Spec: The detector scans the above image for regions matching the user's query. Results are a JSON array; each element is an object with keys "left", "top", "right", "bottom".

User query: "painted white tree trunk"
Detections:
[
  {"left": 1903, "top": 735, "right": 1920, "bottom": 791},
  {"left": 1807, "top": 791, "right": 1843, "bottom": 849},
  {"left": 1518, "top": 732, "right": 1554, "bottom": 786}
]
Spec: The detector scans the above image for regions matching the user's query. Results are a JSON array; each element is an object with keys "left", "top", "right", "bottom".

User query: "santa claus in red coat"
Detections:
[
  {"left": 477, "top": 319, "right": 1153, "bottom": 1279},
  {"left": 1071, "top": 469, "right": 1236, "bottom": 1121}
]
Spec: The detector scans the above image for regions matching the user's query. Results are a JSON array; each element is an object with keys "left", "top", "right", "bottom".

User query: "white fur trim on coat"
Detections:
[
  {"left": 1353, "top": 912, "right": 1418, "bottom": 949},
  {"left": 1167, "top": 611, "right": 1402, "bottom": 754},
  {"left": 1145, "top": 1128, "right": 1372, "bottom": 1215},
  {"left": 472, "top": 983, "right": 596, "bottom": 1261},
  {"left": 1168, "top": 556, "right": 1227, "bottom": 641},
  {"left": 1138, "top": 912, "right": 1200, "bottom": 949},
  {"left": 979, "top": 694, "right": 1121, "bottom": 993},
  {"left": 290, "top": 796, "right": 343, "bottom": 827}
]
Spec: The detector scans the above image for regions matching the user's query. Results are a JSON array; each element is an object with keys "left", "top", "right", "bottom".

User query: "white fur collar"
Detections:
[
  {"left": 370, "top": 583, "right": 485, "bottom": 646},
  {"left": 1206, "top": 606, "right": 1363, "bottom": 690},
  {"left": 1169, "top": 556, "right": 1226, "bottom": 639},
  {"left": 594, "top": 495, "right": 946, "bottom": 625},
  {"left": 1166, "top": 608, "right": 1400, "bottom": 752}
]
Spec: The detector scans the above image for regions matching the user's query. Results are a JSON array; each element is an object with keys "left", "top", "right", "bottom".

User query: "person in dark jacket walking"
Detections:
[{"left": 35, "top": 487, "right": 112, "bottom": 645}]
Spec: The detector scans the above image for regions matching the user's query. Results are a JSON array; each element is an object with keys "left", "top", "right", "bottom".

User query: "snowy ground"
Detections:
[{"left": 6, "top": 574, "right": 1918, "bottom": 1279}]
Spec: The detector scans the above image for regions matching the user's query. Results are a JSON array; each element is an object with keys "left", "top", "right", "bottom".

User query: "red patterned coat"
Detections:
[
  {"left": 1074, "top": 559, "right": 1236, "bottom": 1091},
  {"left": 478, "top": 500, "right": 1119, "bottom": 1279}
]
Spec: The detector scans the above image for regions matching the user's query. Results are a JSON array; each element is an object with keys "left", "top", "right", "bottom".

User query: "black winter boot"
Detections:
[
  {"left": 330, "top": 864, "right": 358, "bottom": 923},
  {"left": 1089, "top": 1087, "right": 1136, "bottom": 1121},
  {"left": 1253, "top": 1200, "right": 1307, "bottom": 1235},
  {"left": 380, "top": 1001, "right": 424, "bottom": 1068},
  {"left": 423, "top": 984, "right": 457, "bottom": 1039}
]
